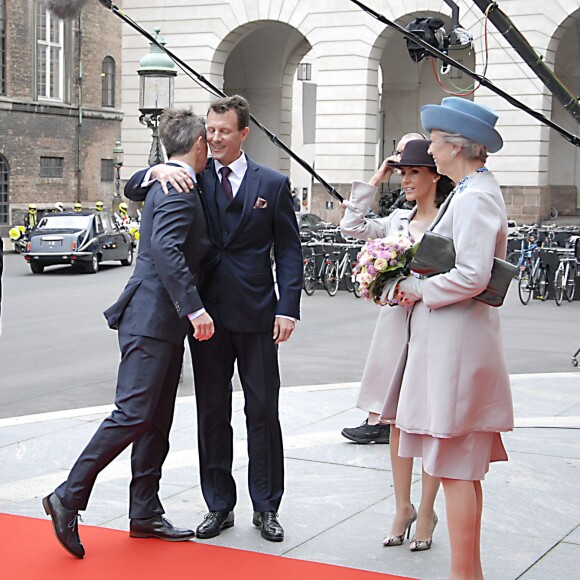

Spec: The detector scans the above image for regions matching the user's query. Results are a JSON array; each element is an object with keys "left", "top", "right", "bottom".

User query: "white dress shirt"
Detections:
[{"left": 214, "top": 152, "right": 248, "bottom": 197}]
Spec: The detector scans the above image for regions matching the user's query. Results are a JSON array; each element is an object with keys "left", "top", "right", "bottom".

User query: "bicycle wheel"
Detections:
[
  {"left": 518, "top": 267, "right": 532, "bottom": 305},
  {"left": 537, "top": 267, "right": 549, "bottom": 301},
  {"left": 303, "top": 260, "right": 316, "bottom": 295},
  {"left": 506, "top": 251, "right": 520, "bottom": 269},
  {"left": 566, "top": 262, "right": 576, "bottom": 302},
  {"left": 323, "top": 262, "right": 339, "bottom": 296},
  {"left": 554, "top": 267, "right": 564, "bottom": 306},
  {"left": 353, "top": 280, "right": 362, "bottom": 298},
  {"left": 344, "top": 264, "right": 355, "bottom": 293}
]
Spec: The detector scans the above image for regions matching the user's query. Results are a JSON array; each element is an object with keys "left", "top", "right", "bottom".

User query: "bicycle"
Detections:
[
  {"left": 322, "top": 244, "right": 361, "bottom": 297},
  {"left": 302, "top": 242, "right": 336, "bottom": 296},
  {"left": 517, "top": 244, "right": 549, "bottom": 304},
  {"left": 553, "top": 237, "right": 578, "bottom": 305},
  {"left": 302, "top": 243, "right": 321, "bottom": 296}
]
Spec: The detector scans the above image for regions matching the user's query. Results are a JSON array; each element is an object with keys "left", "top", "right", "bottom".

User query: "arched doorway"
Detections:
[
  {"left": 0, "top": 154, "right": 8, "bottom": 230},
  {"left": 214, "top": 21, "right": 311, "bottom": 176},
  {"left": 548, "top": 12, "right": 580, "bottom": 214}
]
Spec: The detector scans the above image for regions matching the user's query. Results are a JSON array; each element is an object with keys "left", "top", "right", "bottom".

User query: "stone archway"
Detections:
[
  {"left": 210, "top": 21, "right": 312, "bottom": 174},
  {"left": 547, "top": 11, "right": 580, "bottom": 216},
  {"left": 378, "top": 12, "right": 476, "bottom": 161},
  {"left": 371, "top": 11, "right": 475, "bottom": 211}
]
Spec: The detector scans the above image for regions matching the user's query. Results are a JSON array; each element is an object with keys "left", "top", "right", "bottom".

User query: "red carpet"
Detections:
[{"left": 0, "top": 514, "right": 413, "bottom": 579}]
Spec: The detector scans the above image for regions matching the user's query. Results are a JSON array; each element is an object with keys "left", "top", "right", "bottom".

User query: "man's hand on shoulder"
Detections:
[
  {"left": 152, "top": 164, "right": 194, "bottom": 194},
  {"left": 191, "top": 312, "right": 214, "bottom": 341}
]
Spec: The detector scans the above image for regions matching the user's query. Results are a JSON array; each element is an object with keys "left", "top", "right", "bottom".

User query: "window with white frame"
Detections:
[
  {"left": 102, "top": 56, "right": 116, "bottom": 107},
  {"left": 36, "top": 1, "right": 64, "bottom": 101}
]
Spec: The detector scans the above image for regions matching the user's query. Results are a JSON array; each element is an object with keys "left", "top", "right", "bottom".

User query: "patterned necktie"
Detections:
[{"left": 220, "top": 166, "right": 234, "bottom": 201}]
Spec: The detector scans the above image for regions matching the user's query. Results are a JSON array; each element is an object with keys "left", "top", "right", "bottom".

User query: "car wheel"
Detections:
[
  {"left": 85, "top": 254, "right": 99, "bottom": 274},
  {"left": 120, "top": 246, "right": 134, "bottom": 266},
  {"left": 30, "top": 262, "right": 44, "bottom": 274}
]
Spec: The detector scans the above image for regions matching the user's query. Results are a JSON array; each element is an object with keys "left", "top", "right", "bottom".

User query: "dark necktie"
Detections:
[{"left": 220, "top": 166, "right": 234, "bottom": 201}]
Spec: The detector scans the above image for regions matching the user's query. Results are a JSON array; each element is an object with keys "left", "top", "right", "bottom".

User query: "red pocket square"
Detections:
[{"left": 254, "top": 197, "right": 268, "bottom": 209}]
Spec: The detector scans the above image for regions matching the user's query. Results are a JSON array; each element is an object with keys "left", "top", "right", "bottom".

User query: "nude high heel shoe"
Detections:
[
  {"left": 409, "top": 512, "right": 438, "bottom": 552},
  {"left": 382, "top": 505, "right": 417, "bottom": 547}
]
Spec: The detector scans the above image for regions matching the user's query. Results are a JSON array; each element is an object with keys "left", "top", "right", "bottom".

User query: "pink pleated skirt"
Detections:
[{"left": 398, "top": 430, "right": 508, "bottom": 481}]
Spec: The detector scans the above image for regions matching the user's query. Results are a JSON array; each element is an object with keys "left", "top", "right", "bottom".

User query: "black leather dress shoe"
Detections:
[
  {"left": 42, "top": 492, "right": 85, "bottom": 558},
  {"left": 196, "top": 511, "right": 234, "bottom": 539},
  {"left": 129, "top": 515, "right": 195, "bottom": 541},
  {"left": 252, "top": 511, "right": 284, "bottom": 542}
]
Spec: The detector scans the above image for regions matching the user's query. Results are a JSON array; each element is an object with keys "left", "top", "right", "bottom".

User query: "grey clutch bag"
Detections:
[{"left": 410, "top": 231, "right": 517, "bottom": 307}]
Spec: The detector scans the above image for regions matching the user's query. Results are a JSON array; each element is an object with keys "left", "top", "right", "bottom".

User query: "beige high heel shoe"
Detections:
[
  {"left": 382, "top": 505, "right": 417, "bottom": 547},
  {"left": 409, "top": 512, "right": 438, "bottom": 552}
]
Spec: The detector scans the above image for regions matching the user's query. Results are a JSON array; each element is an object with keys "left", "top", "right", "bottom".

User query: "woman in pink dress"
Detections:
[
  {"left": 392, "top": 98, "right": 514, "bottom": 579},
  {"left": 341, "top": 140, "right": 454, "bottom": 551}
]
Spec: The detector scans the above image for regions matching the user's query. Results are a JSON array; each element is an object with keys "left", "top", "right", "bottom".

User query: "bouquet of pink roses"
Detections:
[{"left": 353, "top": 235, "right": 417, "bottom": 306}]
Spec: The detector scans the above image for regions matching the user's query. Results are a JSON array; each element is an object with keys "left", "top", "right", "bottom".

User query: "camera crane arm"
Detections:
[
  {"left": 349, "top": 0, "right": 580, "bottom": 147},
  {"left": 471, "top": 0, "right": 580, "bottom": 124}
]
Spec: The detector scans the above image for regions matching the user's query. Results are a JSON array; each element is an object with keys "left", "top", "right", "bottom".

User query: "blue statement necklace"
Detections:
[{"left": 454, "top": 166, "right": 489, "bottom": 194}]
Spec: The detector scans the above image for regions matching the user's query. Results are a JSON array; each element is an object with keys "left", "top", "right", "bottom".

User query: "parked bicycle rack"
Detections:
[{"left": 301, "top": 227, "right": 363, "bottom": 296}]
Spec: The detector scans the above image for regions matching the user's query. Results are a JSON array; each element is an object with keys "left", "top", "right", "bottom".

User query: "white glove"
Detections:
[{"left": 395, "top": 276, "right": 423, "bottom": 306}]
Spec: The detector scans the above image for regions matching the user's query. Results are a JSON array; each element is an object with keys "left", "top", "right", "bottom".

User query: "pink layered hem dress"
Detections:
[{"left": 381, "top": 171, "right": 514, "bottom": 480}]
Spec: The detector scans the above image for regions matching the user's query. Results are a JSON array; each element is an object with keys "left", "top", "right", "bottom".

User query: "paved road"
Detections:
[{"left": 0, "top": 252, "right": 578, "bottom": 418}]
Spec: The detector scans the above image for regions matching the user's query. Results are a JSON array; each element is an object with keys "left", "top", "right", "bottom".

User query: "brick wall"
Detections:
[
  {"left": 501, "top": 185, "right": 579, "bottom": 224},
  {"left": 0, "top": 1, "right": 123, "bottom": 232}
]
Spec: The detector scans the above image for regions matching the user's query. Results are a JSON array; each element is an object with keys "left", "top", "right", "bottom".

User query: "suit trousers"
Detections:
[
  {"left": 189, "top": 325, "right": 284, "bottom": 513},
  {"left": 56, "top": 324, "right": 184, "bottom": 519}
]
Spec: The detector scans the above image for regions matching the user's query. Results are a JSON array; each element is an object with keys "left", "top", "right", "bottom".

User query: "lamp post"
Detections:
[
  {"left": 297, "top": 62, "right": 312, "bottom": 81},
  {"left": 137, "top": 27, "right": 177, "bottom": 166},
  {"left": 113, "top": 140, "right": 124, "bottom": 202}
]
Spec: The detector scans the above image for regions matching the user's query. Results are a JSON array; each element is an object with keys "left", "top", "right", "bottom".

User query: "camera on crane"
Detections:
[{"left": 404, "top": 0, "right": 473, "bottom": 71}]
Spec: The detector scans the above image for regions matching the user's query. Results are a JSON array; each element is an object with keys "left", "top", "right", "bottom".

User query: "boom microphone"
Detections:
[{"left": 46, "top": 0, "right": 89, "bottom": 19}]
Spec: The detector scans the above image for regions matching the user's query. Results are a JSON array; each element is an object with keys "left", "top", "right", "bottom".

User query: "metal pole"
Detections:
[
  {"left": 114, "top": 165, "right": 121, "bottom": 198},
  {"left": 139, "top": 114, "right": 165, "bottom": 167},
  {"left": 471, "top": 0, "right": 580, "bottom": 123}
]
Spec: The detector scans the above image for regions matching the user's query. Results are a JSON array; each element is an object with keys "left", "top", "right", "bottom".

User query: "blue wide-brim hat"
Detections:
[{"left": 421, "top": 97, "right": 503, "bottom": 153}]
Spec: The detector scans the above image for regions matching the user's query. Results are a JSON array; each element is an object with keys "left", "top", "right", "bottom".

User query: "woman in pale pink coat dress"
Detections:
[
  {"left": 341, "top": 140, "right": 454, "bottom": 552},
  {"left": 392, "top": 98, "right": 514, "bottom": 579}
]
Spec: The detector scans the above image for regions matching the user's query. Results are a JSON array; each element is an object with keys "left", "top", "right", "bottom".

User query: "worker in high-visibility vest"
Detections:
[{"left": 23, "top": 204, "right": 38, "bottom": 230}]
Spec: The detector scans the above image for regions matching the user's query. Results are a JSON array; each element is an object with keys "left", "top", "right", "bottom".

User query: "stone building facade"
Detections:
[
  {"left": 120, "top": 0, "right": 580, "bottom": 225},
  {"left": 0, "top": 0, "right": 123, "bottom": 234}
]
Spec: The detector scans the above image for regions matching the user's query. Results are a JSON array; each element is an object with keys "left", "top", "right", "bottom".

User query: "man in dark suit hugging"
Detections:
[
  {"left": 124, "top": 95, "right": 303, "bottom": 542},
  {"left": 43, "top": 109, "right": 214, "bottom": 558}
]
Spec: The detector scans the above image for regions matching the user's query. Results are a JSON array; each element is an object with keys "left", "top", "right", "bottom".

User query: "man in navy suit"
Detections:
[
  {"left": 124, "top": 95, "right": 303, "bottom": 542},
  {"left": 42, "top": 109, "right": 214, "bottom": 558}
]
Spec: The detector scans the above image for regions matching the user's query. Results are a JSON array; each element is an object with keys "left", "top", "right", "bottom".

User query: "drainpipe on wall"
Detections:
[{"left": 76, "top": 13, "right": 83, "bottom": 204}]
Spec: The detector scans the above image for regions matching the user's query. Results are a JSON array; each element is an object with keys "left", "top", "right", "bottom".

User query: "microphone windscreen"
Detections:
[{"left": 46, "top": 0, "right": 89, "bottom": 19}]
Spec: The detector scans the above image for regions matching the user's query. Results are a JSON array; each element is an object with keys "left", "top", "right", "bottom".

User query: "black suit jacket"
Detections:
[
  {"left": 125, "top": 157, "right": 303, "bottom": 333},
  {"left": 106, "top": 180, "right": 210, "bottom": 344}
]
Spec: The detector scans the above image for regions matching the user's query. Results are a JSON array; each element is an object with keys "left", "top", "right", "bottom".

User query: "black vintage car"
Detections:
[{"left": 24, "top": 211, "right": 134, "bottom": 274}]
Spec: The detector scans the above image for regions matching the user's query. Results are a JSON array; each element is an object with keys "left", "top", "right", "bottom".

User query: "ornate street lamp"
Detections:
[
  {"left": 113, "top": 139, "right": 124, "bottom": 201},
  {"left": 137, "top": 28, "right": 177, "bottom": 166}
]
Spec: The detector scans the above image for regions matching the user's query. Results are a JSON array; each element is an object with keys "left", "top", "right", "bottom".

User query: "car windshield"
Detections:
[
  {"left": 299, "top": 214, "right": 323, "bottom": 227},
  {"left": 36, "top": 215, "right": 92, "bottom": 231}
]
